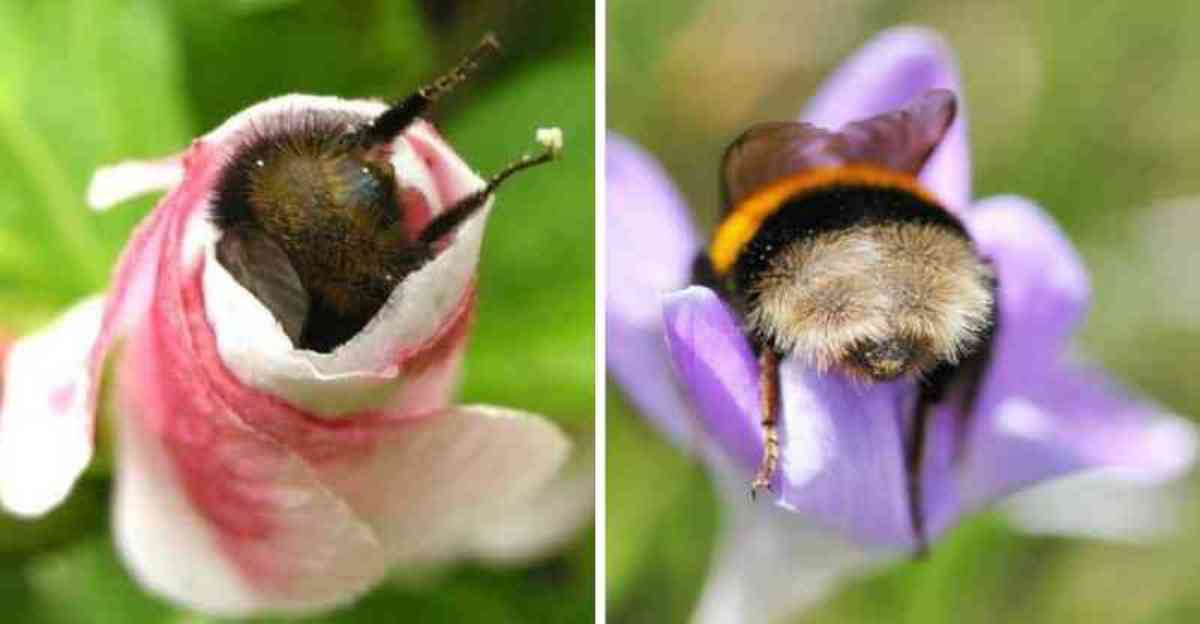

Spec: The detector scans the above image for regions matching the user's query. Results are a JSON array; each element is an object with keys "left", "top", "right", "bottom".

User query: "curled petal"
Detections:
[
  {"left": 0, "top": 297, "right": 104, "bottom": 516},
  {"left": 197, "top": 100, "right": 488, "bottom": 416},
  {"left": 661, "top": 287, "right": 761, "bottom": 470},
  {"left": 4, "top": 95, "right": 569, "bottom": 614},
  {"left": 803, "top": 27, "right": 970, "bottom": 211},
  {"left": 662, "top": 287, "right": 920, "bottom": 547},
  {"left": 87, "top": 155, "right": 185, "bottom": 211},
  {"left": 606, "top": 134, "right": 701, "bottom": 445},
  {"left": 774, "top": 362, "right": 914, "bottom": 547}
]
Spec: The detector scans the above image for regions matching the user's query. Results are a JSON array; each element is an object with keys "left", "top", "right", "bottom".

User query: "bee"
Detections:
[
  {"left": 692, "top": 90, "right": 996, "bottom": 550},
  {"left": 212, "top": 34, "right": 559, "bottom": 352}
]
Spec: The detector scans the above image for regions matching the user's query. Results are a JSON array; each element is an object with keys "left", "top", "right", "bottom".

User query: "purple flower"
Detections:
[{"left": 608, "top": 27, "right": 1197, "bottom": 622}]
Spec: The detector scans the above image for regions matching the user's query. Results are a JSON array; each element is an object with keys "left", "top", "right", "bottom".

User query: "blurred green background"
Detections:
[
  {"left": 609, "top": 1, "right": 1200, "bottom": 623},
  {"left": 0, "top": 0, "right": 593, "bottom": 622}
]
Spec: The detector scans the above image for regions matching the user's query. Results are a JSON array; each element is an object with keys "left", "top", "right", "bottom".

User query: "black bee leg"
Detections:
[
  {"left": 907, "top": 384, "right": 938, "bottom": 557},
  {"left": 361, "top": 33, "right": 501, "bottom": 146},
  {"left": 418, "top": 134, "right": 562, "bottom": 244},
  {"left": 690, "top": 251, "right": 729, "bottom": 296},
  {"left": 751, "top": 348, "right": 781, "bottom": 498}
]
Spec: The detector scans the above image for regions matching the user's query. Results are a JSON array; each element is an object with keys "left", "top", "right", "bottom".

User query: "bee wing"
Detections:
[
  {"left": 720, "top": 122, "right": 841, "bottom": 210},
  {"left": 215, "top": 227, "right": 310, "bottom": 345},
  {"left": 834, "top": 88, "right": 957, "bottom": 176},
  {"left": 720, "top": 89, "right": 957, "bottom": 210}
]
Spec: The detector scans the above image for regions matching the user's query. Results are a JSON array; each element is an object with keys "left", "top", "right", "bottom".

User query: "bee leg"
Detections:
[
  {"left": 751, "top": 348, "right": 781, "bottom": 499},
  {"left": 417, "top": 136, "right": 562, "bottom": 245},
  {"left": 361, "top": 34, "right": 501, "bottom": 146},
  {"left": 690, "top": 251, "right": 729, "bottom": 295},
  {"left": 906, "top": 387, "right": 936, "bottom": 557}
]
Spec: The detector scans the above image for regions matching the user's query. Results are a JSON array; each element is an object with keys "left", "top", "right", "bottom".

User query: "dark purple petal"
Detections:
[
  {"left": 606, "top": 134, "right": 701, "bottom": 445},
  {"left": 660, "top": 287, "right": 762, "bottom": 469},
  {"left": 803, "top": 27, "right": 970, "bottom": 211}
]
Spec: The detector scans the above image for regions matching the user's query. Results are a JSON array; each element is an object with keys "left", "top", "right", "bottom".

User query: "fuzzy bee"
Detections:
[
  {"left": 692, "top": 90, "right": 997, "bottom": 546},
  {"left": 213, "top": 35, "right": 560, "bottom": 352}
]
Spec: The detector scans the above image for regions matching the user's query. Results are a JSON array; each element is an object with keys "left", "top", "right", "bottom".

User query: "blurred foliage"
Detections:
[
  {"left": 0, "top": 0, "right": 592, "bottom": 621},
  {"left": 609, "top": 0, "right": 1200, "bottom": 622}
]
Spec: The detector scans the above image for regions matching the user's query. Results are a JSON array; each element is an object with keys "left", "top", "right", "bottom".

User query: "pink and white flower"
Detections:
[{"left": 0, "top": 95, "right": 569, "bottom": 616}]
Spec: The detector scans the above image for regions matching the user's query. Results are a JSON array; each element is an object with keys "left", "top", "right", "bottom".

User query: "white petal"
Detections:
[
  {"left": 0, "top": 297, "right": 104, "bottom": 516},
  {"left": 467, "top": 430, "right": 594, "bottom": 564},
  {"left": 1002, "top": 470, "right": 1191, "bottom": 543},
  {"left": 184, "top": 99, "right": 488, "bottom": 416},
  {"left": 315, "top": 405, "right": 571, "bottom": 566},
  {"left": 693, "top": 473, "right": 885, "bottom": 624},
  {"left": 87, "top": 156, "right": 185, "bottom": 211},
  {"left": 201, "top": 202, "right": 486, "bottom": 415}
]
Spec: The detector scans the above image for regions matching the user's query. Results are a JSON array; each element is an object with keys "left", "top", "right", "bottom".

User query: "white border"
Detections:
[{"left": 593, "top": 0, "right": 607, "bottom": 620}]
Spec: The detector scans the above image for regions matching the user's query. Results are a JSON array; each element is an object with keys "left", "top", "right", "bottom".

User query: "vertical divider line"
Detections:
[{"left": 593, "top": 0, "right": 608, "bottom": 621}]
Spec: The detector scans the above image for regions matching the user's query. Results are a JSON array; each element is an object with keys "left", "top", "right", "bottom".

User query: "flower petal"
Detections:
[
  {"left": 104, "top": 96, "right": 569, "bottom": 612},
  {"left": 87, "top": 155, "right": 184, "bottom": 211},
  {"left": 961, "top": 364, "right": 1197, "bottom": 513},
  {"left": 0, "top": 152, "right": 181, "bottom": 516},
  {"left": 660, "top": 286, "right": 762, "bottom": 469},
  {"left": 966, "top": 195, "right": 1090, "bottom": 365},
  {"left": 803, "top": 27, "right": 970, "bottom": 211},
  {"left": 693, "top": 474, "right": 881, "bottom": 624},
  {"left": 466, "top": 430, "right": 594, "bottom": 564},
  {"left": 112, "top": 357, "right": 386, "bottom": 616},
  {"left": 606, "top": 134, "right": 702, "bottom": 445},
  {"left": 316, "top": 405, "right": 570, "bottom": 567},
  {"left": 775, "top": 362, "right": 916, "bottom": 547},
  {"left": 0, "top": 297, "right": 104, "bottom": 516},
  {"left": 195, "top": 100, "right": 488, "bottom": 416},
  {"left": 662, "top": 286, "right": 923, "bottom": 547},
  {"left": 1002, "top": 470, "right": 1191, "bottom": 543}
]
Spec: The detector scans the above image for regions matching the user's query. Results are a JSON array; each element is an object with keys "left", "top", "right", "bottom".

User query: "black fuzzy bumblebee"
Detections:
[
  {"left": 693, "top": 90, "right": 996, "bottom": 549},
  {"left": 213, "top": 35, "right": 558, "bottom": 352}
]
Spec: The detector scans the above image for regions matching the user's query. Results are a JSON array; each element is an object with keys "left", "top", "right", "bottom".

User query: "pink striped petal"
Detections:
[{"left": 803, "top": 27, "right": 970, "bottom": 212}]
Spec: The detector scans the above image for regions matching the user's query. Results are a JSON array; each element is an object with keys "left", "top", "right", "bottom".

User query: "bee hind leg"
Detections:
[
  {"left": 906, "top": 389, "right": 934, "bottom": 557},
  {"left": 751, "top": 348, "right": 781, "bottom": 498}
]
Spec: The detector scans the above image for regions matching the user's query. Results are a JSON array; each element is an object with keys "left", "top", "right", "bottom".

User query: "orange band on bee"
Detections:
[{"left": 708, "top": 165, "right": 940, "bottom": 275}]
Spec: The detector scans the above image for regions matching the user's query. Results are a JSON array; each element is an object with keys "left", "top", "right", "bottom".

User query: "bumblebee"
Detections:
[
  {"left": 693, "top": 90, "right": 996, "bottom": 549},
  {"left": 212, "top": 35, "right": 559, "bottom": 352}
]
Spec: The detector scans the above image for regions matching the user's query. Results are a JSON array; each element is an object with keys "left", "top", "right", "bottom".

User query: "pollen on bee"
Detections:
[{"left": 536, "top": 127, "right": 564, "bottom": 156}]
